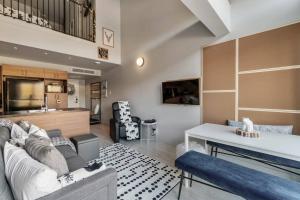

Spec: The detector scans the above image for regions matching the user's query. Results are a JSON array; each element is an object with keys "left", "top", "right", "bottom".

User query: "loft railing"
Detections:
[{"left": 0, "top": 0, "right": 95, "bottom": 42}]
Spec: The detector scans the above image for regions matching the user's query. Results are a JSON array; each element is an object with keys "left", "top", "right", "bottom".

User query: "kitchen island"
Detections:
[{"left": 1, "top": 108, "right": 90, "bottom": 138}]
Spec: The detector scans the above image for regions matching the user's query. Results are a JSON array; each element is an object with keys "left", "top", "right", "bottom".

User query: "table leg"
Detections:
[{"left": 184, "top": 133, "right": 190, "bottom": 188}]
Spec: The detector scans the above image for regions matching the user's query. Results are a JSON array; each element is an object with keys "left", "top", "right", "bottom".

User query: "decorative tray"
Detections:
[{"left": 236, "top": 128, "right": 260, "bottom": 138}]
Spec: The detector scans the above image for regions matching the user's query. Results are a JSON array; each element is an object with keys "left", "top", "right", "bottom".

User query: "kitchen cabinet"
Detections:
[
  {"left": 2, "top": 65, "right": 69, "bottom": 80},
  {"left": 25, "top": 67, "right": 44, "bottom": 78},
  {"left": 2, "top": 65, "right": 26, "bottom": 77},
  {"left": 47, "top": 93, "right": 68, "bottom": 109},
  {"left": 44, "top": 69, "right": 68, "bottom": 80},
  {"left": 2, "top": 65, "right": 44, "bottom": 78}
]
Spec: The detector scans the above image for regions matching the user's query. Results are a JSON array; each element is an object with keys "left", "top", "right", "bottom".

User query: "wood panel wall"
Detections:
[{"left": 202, "top": 22, "right": 300, "bottom": 134}]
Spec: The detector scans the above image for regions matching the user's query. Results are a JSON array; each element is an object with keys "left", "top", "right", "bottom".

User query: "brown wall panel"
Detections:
[
  {"left": 203, "top": 93, "right": 235, "bottom": 125},
  {"left": 239, "top": 111, "right": 300, "bottom": 135},
  {"left": 239, "top": 23, "right": 300, "bottom": 71},
  {"left": 239, "top": 68, "right": 300, "bottom": 110},
  {"left": 203, "top": 40, "right": 236, "bottom": 90}
]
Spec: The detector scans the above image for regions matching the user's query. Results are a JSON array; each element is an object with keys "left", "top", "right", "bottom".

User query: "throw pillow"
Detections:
[
  {"left": 25, "top": 136, "right": 69, "bottom": 177},
  {"left": 10, "top": 124, "right": 29, "bottom": 146},
  {"left": 0, "top": 119, "right": 14, "bottom": 131},
  {"left": 16, "top": 121, "right": 32, "bottom": 133},
  {"left": 227, "top": 120, "right": 293, "bottom": 134},
  {"left": 4, "top": 142, "right": 61, "bottom": 200},
  {"left": 28, "top": 124, "right": 50, "bottom": 139}
]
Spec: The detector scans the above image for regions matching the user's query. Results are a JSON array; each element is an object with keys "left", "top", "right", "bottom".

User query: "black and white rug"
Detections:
[{"left": 98, "top": 143, "right": 181, "bottom": 200}]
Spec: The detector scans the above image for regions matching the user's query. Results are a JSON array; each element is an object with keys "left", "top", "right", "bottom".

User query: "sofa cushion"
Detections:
[
  {"left": 66, "top": 156, "right": 87, "bottom": 172},
  {"left": 0, "top": 127, "right": 10, "bottom": 150},
  {"left": 55, "top": 145, "right": 86, "bottom": 172},
  {"left": 4, "top": 142, "right": 61, "bottom": 200},
  {"left": 47, "top": 129, "right": 62, "bottom": 138},
  {"left": 0, "top": 148, "right": 13, "bottom": 200},
  {"left": 25, "top": 136, "right": 69, "bottom": 177},
  {"left": 56, "top": 145, "right": 78, "bottom": 159}
]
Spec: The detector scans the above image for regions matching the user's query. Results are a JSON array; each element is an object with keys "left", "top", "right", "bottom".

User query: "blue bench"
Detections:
[{"left": 175, "top": 151, "right": 300, "bottom": 200}]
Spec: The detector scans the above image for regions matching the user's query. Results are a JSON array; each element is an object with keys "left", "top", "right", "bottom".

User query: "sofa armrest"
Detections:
[
  {"left": 131, "top": 116, "right": 141, "bottom": 125},
  {"left": 47, "top": 129, "right": 62, "bottom": 138},
  {"left": 37, "top": 168, "right": 117, "bottom": 200},
  {"left": 110, "top": 119, "right": 120, "bottom": 143}
]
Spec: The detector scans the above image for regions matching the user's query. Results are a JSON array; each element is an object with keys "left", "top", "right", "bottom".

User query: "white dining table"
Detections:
[
  {"left": 184, "top": 123, "right": 300, "bottom": 187},
  {"left": 185, "top": 123, "right": 300, "bottom": 161}
]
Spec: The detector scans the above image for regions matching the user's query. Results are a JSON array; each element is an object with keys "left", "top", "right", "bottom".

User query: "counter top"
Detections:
[{"left": 0, "top": 108, "right": 90, "bottom": 118}]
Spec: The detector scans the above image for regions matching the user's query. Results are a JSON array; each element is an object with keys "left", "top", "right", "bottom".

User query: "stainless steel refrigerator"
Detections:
[{"left": 5, "top": 78, "right": 44, "bottom": 112}]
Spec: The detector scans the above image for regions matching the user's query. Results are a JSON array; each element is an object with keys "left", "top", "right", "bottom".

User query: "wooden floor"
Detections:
[{"left": 91, "top": 124, "right": 243, "bottom": 200}]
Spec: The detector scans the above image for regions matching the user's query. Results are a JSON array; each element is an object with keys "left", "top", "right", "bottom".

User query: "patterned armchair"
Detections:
[{"left": 110, "top": 101, "right": 141, "bottom": 143}]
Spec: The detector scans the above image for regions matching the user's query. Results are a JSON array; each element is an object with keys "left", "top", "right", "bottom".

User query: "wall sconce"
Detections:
[{"left": 136, "top": 57, "right": 145, "bottom": 67}]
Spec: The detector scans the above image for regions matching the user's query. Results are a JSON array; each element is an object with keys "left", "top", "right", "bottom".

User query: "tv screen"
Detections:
[{"left": 162, "top": 79, "right": 200, "bottom": 105}]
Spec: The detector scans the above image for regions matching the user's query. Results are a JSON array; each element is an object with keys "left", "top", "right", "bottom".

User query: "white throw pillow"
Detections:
[
  {"left": 28, "top": 125, "right": 50, "bottom": 139},
  {"left": 10, "top": 124, "right": 29, "bottom": 146},
  {"left": 4, "top": 142, "right": 61, "bottom": 200}
]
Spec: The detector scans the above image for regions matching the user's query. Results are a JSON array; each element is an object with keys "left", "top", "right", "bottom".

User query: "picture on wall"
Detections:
[
  {"left": 103, "top": 28, "right": 114, "bottom": 47},
  {"left": 98, "top": 47, "right": 109, "bottom": 60}
]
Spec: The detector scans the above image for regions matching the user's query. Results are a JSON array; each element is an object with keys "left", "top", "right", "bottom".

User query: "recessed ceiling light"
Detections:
[
  {"left": 44, "top": 52, "right": 49, "bottom": 55},
  {"left": 13, "top": 47, "right": 18, "bottom": 50},
  {"left": 95, "top": 61, "right": 101, "bottom": 65}
]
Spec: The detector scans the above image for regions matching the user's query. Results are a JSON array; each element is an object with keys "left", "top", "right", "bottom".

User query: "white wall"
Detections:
[
  {"left": 100, "top": 0, "right": 300, "bottom": 145},
  {"left": 101, "top": 0, "right": 207, "bottom": 145},
  {"left": 68, "top": 79, "right": 86, "bottom": 108},
  {"left": 0, "top": 0, "right": 121, "bottom": 64}
]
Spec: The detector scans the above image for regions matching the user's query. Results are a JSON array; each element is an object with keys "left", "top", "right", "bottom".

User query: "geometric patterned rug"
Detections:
[{"left": 98, "top": 143, "right": 181, "bottom": 200}]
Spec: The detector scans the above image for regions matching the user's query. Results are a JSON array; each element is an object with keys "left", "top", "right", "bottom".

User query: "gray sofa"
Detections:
[{"left": 0, "top": 127, "right": 117, "bottom": 200}]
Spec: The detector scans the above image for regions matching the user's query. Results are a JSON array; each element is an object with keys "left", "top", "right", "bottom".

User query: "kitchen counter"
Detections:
[
  {"left": 3, "top": 108, "right": 91, "bottom": 138},
  {"left": 0, "top": 108, "right": 89, "bottom": 118}
]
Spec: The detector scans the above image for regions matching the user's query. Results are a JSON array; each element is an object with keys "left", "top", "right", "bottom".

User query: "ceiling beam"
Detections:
[{"left": 181, "top": 0, "right": 231, "bottom": 36}]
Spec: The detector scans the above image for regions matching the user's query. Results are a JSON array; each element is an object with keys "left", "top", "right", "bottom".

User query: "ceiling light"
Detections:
[
  {"left": 136, "top": 57, "right": 144, "bottom": 67},
  {"left": 95, "top": 61, "right": 101, "bottom": 65},
  {"left": 13, "top": 47, "right": 18, "bottom": 50},
  {"left": 44, "top": 52, "right": 49, "bottom": 55}
]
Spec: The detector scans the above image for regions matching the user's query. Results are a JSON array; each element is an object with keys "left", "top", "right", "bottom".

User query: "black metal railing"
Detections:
[{"left": 0, "top": 0, "right": 95, "bottom": 42}]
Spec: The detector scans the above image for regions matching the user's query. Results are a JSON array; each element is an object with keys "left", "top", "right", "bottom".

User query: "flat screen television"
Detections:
[{"left": 162, "top": 79, "right": 200, "bottom": 105}]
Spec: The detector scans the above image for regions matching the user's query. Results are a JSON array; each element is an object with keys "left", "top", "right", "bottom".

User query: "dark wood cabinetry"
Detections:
[{"left": 0, "top": 65, "right": 69, "bottom": 112}]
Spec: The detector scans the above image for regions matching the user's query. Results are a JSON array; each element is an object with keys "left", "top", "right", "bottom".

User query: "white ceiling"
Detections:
[
  {"left": 181, "top": 0, "right": 231, "bottom": 36},
  {"left": 182, "top": 0, "right": 300, "bottom": 41},
  {"left": 0, "top": 41, "right": 119, "bottom": 71}
]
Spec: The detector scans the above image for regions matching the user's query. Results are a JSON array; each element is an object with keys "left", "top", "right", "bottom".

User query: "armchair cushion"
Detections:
[{"left": 117, "top": 101, "right": 139, "bottom": 140}]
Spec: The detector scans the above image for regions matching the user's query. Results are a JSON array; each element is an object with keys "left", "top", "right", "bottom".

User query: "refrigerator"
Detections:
[{"left": 5, "top": 78, "right": 44, "bottom": 111}]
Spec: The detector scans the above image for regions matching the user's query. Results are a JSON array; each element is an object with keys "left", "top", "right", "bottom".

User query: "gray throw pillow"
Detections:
[
  {"left": 25, "top": 135, "right": 69, "bottom": 177},
  {"left": 227, "top": 120, "right": 293, "bottom": 135}
]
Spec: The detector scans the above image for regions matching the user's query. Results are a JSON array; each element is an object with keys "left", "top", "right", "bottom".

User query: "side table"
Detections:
[{"left": 141, "top": 119, "right": 157, "bottom": 140}]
